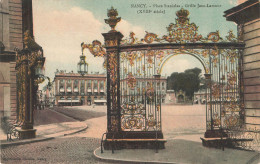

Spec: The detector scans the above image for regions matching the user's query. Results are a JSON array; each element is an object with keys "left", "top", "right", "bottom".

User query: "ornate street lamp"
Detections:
[
  {"left": 77, "top": 50, "right": 88, "bottom": 76},
  {"left": 35, "top": 54, "right": 45, "bottom": 84},
  {"left": 15, "top": 30, "right": 45, "bottom": 139}
]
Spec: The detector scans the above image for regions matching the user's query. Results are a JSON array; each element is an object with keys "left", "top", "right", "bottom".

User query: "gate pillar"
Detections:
[
  {"left": 103, "top": 31, "right": 123, "bottom": 138},
  {"left": 102, "top": 7, "right": 166, "bottom": 150},
  {"left": 102, "top": 7, "right": 124, "bottom": 149}
]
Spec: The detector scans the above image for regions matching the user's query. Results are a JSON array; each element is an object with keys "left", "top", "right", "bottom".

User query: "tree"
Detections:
[{"left": 167, "top": 67, "right": 202, "bottom": 100}]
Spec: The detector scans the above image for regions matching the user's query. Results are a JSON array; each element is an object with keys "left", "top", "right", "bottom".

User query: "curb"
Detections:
[
  {"left": 64, "top": 126, "right": 88, "bottom": 136},
  {"left": 0, "top": 137, "right": 55, "bottom": 148},
  {"left": 0, "top": 125, "right": 88, "bottom": 148},
  {"left": 93, "top": 147, "right": 177, "bottom": 164}
]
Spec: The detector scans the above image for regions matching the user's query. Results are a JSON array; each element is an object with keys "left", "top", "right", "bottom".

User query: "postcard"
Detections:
[{"left": 0, "top": 0, "right": 259, "bottom": 163}]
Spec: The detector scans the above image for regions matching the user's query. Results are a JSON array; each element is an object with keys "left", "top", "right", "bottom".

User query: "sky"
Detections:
[{"left": 32, "top": 0, "right": 244, "bottom": 87}]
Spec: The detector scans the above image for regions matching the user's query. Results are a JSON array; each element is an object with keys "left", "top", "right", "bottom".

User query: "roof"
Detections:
[{"left": 224, "top": 0, "right": 260, "bottom": 24}]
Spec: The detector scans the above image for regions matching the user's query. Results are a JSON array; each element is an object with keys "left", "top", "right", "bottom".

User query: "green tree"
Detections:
[{"left": 167, "top": 67, "right": 202, "bottom": 100}]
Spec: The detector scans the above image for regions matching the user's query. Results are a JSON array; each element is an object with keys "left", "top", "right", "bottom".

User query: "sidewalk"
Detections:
[
  {"left": 94, "top": 135, "right": 260, "bottom": 164},
  {"left": 0, "top": 121, "right": 88, "bottom": 147}
]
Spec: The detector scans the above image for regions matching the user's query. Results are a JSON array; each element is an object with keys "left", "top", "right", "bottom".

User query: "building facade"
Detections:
[
  {"left": 165, "top": 90, "right": 176, "bottom": 104},
  {"left": 0, "top": 0, "right": 27, "bottom": 121},
  {"left": 54, "top": 70, "right": 106, "bottom": 106},
  {"left": 120, "top": 76, "right": 167, "bottom": 104},
  {"left": 194, "top": 89, "right": 206, "bottom": 104},
  {"left": 0, "top": 0, "right": 45, "bottom": 139}
]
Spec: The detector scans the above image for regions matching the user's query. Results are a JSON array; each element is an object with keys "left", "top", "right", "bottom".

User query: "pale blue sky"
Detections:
[{"left": 32, "top": 0, "right": 240, "bottom": 87}]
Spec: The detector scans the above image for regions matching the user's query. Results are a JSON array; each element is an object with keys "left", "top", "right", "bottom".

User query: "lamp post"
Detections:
[
  {"left": 15, "top": 31, "right": 45, "bottom": 139},
  {"left": 77, "top": 49, "right": 88, "bottom": 76},
  {"left": 77, "top": 49, "right": 88, "bottom": 106}
]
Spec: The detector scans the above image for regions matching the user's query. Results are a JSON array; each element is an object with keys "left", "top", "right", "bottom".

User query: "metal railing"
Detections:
[
  {"left": 226, "top": 127, "right": 260, "bottom": 152},
  {"left": 6, "top": 122, "right": 22, "bottom": 141}
]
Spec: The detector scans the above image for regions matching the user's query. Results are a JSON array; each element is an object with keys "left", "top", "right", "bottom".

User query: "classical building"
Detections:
[
  {"left": 194, "top": 89, "right": 207, "bottom": 104},
  {"left": 0, "top": 0, "right": 22, "bottom": 120},
  {"left": 0, "top": 0, "right": 36, "bottom": 121},
  {"left": 54, "top": 70, "right": 106, "bottom": 106},
  {"left": 165, "top": 90, "right": 176, "bottom": 104},
  {"left": 0, "top": 0, "right": 45, "bottom": 139},
  {"left": 120, "top": 75, "right": 167, "bottom": 104}
]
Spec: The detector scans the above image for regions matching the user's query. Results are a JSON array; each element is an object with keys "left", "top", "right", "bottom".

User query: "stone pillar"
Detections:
[
  {"left": 91, "top": 80, "right": 93, "bottom": 94},
  {"left": 57, "top": 79, "right": 59, "bottom": 95},
  {"left": 97, "top": 80, "right": 100, "bottom": 94},
  {"left": 84, "top": 80, "right": 87, "bottom": 95},
  {"left": 71, "top": 80, "right": 74, "bottom": 94},
  {"left": 224, "top": 0, "right": 260, "bottom": 129},
  {"left": 64, "top": 80, "right": 67, "bottom": 95}
]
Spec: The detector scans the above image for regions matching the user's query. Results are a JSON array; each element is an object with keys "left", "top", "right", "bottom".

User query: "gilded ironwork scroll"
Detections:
[
  {"left": 121, "top": 8, "right": 239, "bottom": 45},
  {"left": 82, "top": 7, "right": 245, "bottom": 137}
]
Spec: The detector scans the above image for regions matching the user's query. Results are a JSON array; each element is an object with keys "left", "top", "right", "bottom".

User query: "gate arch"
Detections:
[
  {"left": 158, "top": 52, "right": 208, "bottom": 75},
  {"left": 82, "top": 7, "right": 245, "bottom": 149}
]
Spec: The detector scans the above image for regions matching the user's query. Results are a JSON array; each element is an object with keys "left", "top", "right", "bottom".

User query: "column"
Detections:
[
  {"left": 98, "top": 80, "right": 100, "bottom": 94},
  {"left": 57, "top": 79, "right": 59, "bottom": 95},
  {"left": 64, "top": 79, "right": 67, "bottom": 95},
  {"left": 72, "top": 79, "right": 74, "bottom": 94}
]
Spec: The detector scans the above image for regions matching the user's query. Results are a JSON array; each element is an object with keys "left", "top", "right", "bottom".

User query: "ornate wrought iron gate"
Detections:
[{"left": 82, "top": 7, "right": 245, "bottom": 149}]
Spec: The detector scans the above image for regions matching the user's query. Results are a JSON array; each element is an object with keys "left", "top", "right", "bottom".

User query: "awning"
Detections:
[
  {"left": 87, "top": 89, "right": 92, "bottom": 92},
  {"left": 58, "top": 100, "right": 80, "bottom": 103},
  {"left": 100, "top": 89, "right": 104, "bottom": 92},
  {"left": 94, "top": 100, "right": 107, "bottom": 103},
  {"left": 60, "top": 88, "right": 65, "bottom": 92},
  {"left": 94, "top": 89, "right": 98, "bottom": 92},
  {"left": 74, "top": 88, "right": 79, "bottom": 92}
]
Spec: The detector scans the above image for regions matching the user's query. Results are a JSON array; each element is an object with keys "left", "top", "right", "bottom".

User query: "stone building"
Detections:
[
  {"left": 1, "top": 0, "right": 45, "bottom": 139},
  {"left": 165, "top": 90, "right": 176, "bottom": 104},
  {"left": 120, "top": 76, "right": 167, "bottom": 104},
  {"left": 224, "top": 0, "right": 260, "bottom": 129},
  {"left": 54, "top": 70, "right": 106, "bottom": 106},
  {"left": 194, "top": 89, "right": 206, "bottom": 104},
  {"left": 0, "top": 0, "right": 32, "bottom": 121}
]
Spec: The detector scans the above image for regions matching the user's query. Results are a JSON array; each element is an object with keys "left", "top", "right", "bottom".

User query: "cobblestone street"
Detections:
[
  {"left": 1, "top": 105, "right": 207, "bottom": 163},
  {"left": 1, "top": 136, "right": 115, "bottom": 164},
  {"left": 2, "top": 105, "right": 256, "bottom": 164}
]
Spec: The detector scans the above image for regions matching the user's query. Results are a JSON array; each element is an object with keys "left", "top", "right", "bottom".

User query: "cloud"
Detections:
[
  {"left": 229, "top": 0, "right": 234, "bottom": 5},
  {"left": 161, "top": 59, "right": 190, "bottom": 75},
  {"left": 34, "top": 7, "right": 104, "bottom": 63},
  {"left": 160, "top": 55, "right": 205, "bottom": 77},
  {"left": 117, "top": 19, "right": 145, "bottom": 38},
  {"left": 33, "top": 6, "right": 146, "bottom": 81}
]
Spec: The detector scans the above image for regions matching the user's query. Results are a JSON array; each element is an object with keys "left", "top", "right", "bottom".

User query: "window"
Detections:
[
  {"left": 94, "top": 80, "right": 98, "bottom": 93},
  {"left": 80, "top": 80, "right": 85, "bottom": 94},
  {"left": 59, "top": 86, "right": 65, "bottom": 93}
]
